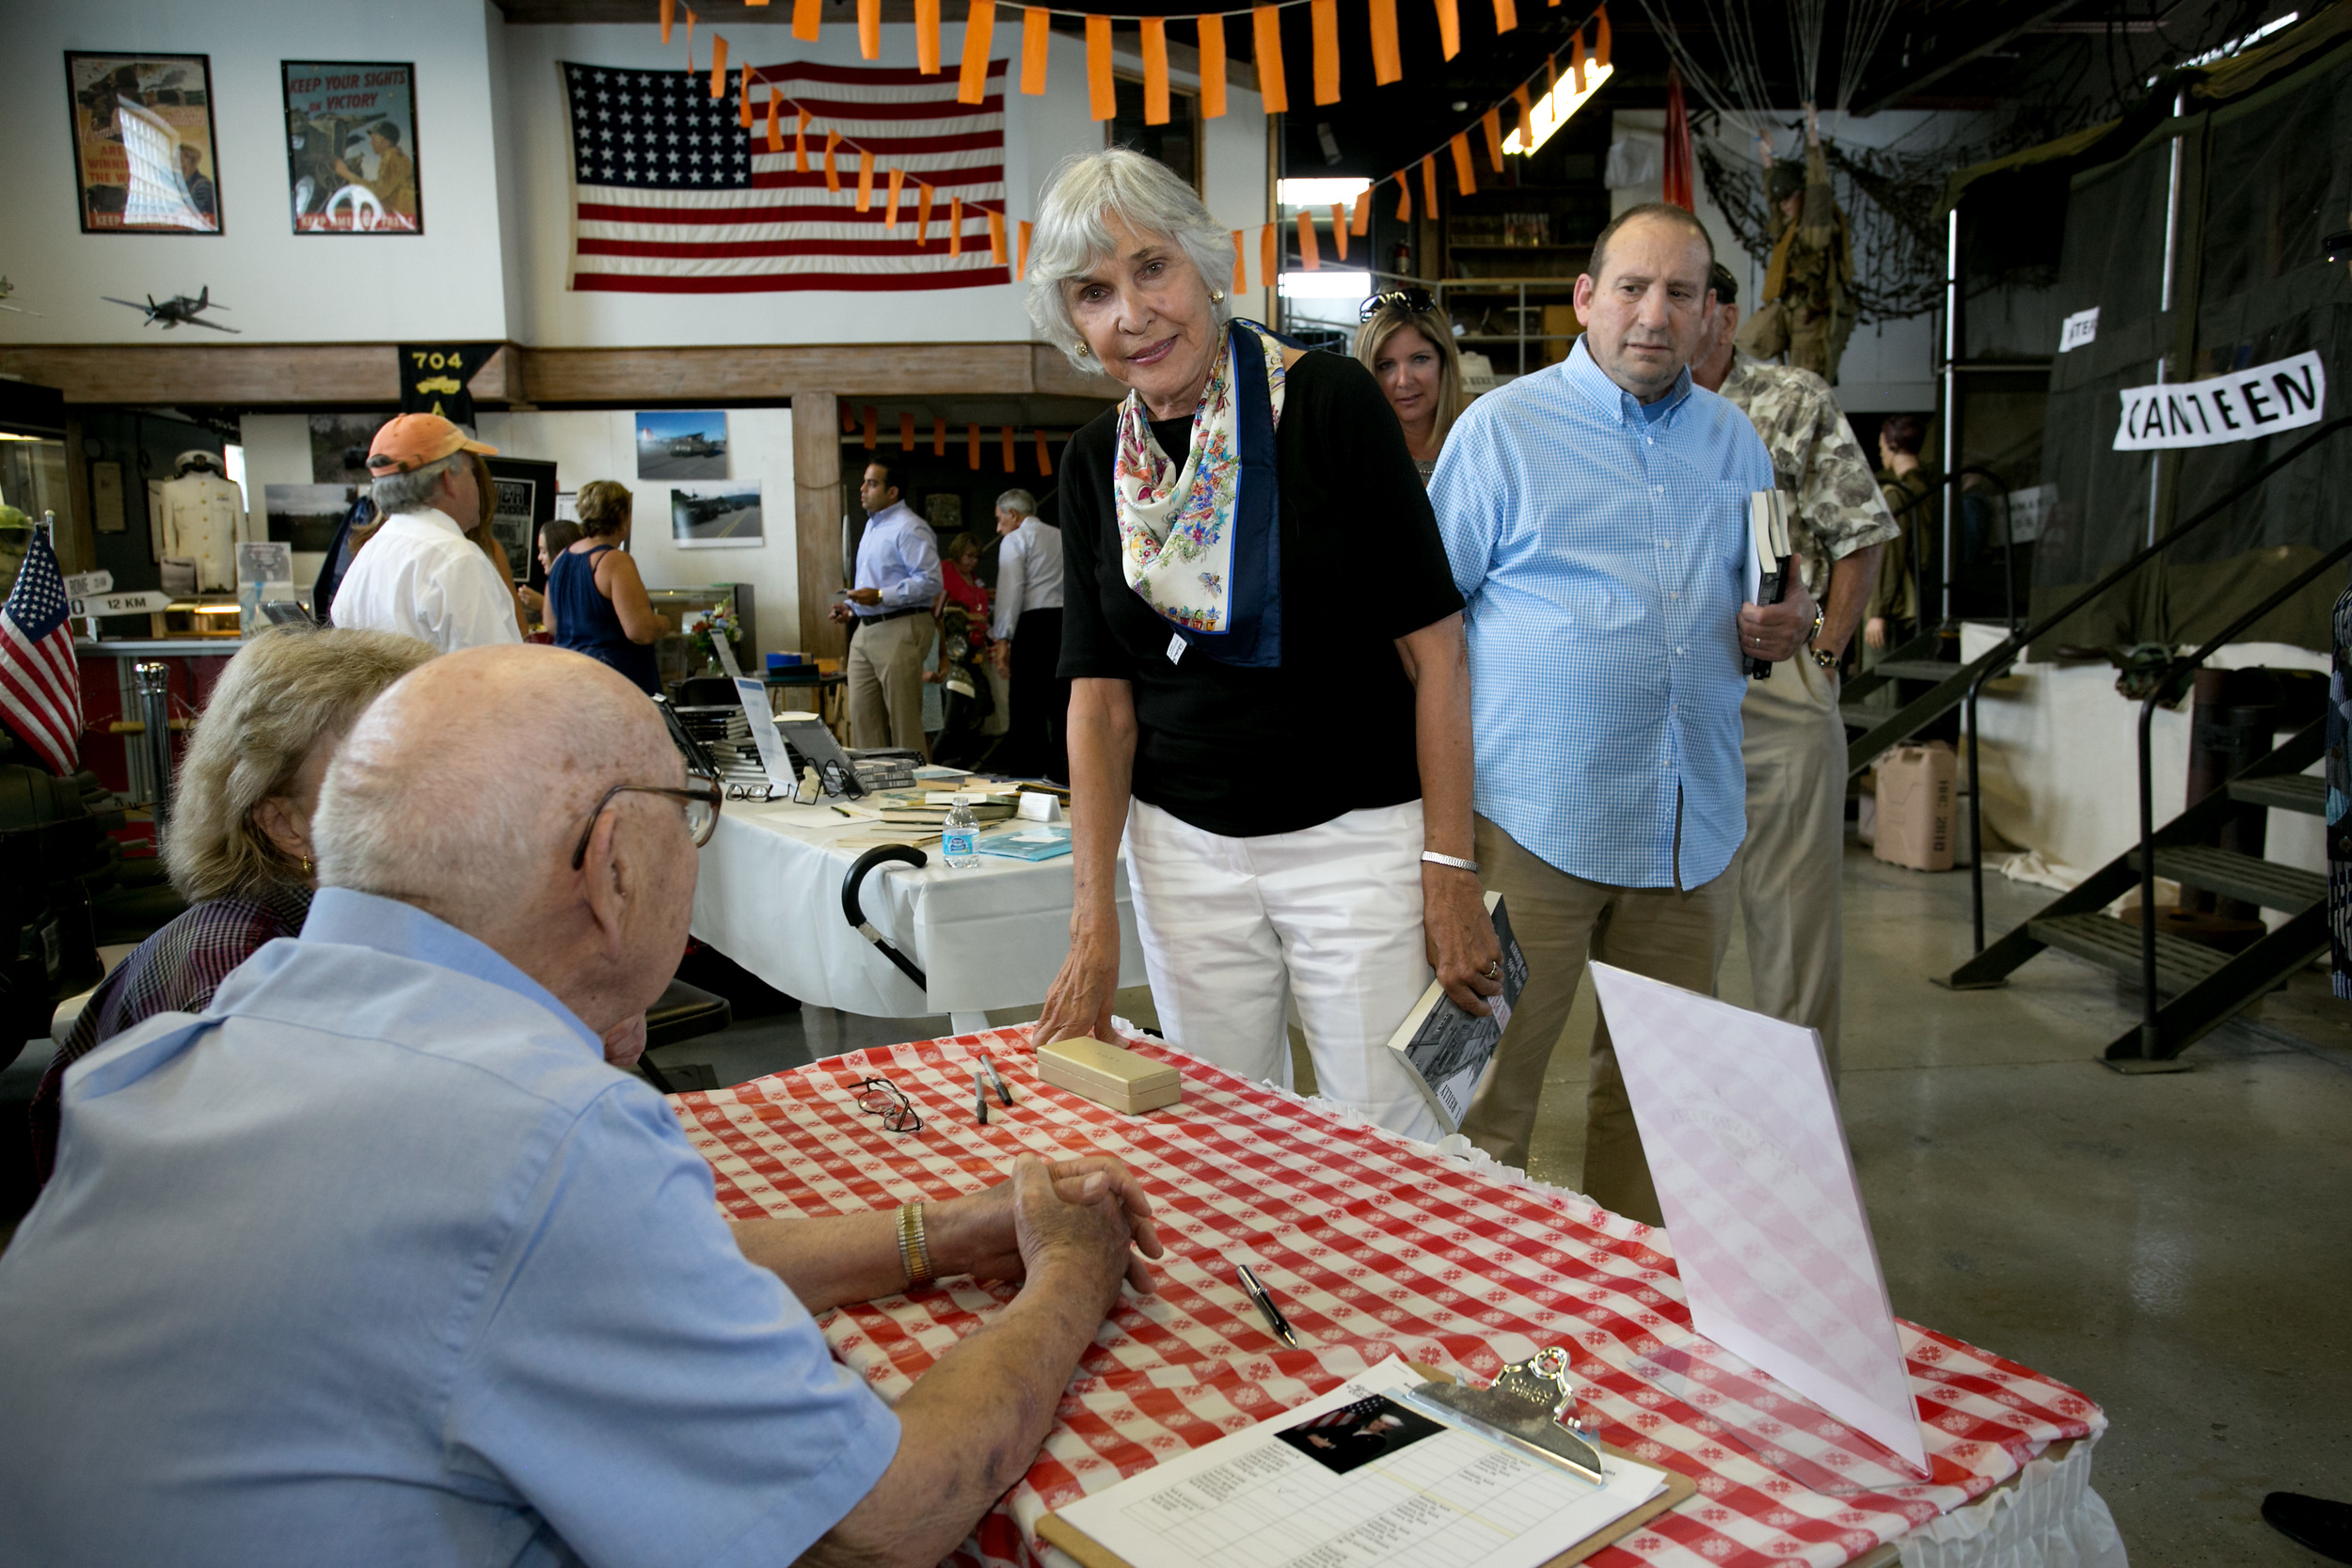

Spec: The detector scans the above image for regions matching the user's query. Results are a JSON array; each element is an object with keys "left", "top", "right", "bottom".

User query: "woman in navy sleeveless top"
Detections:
[{"left": 546, "top": 480, "right": 662, "bottom": 693}]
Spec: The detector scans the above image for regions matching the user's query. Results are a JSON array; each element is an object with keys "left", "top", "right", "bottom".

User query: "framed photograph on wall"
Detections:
[
  {"left": 671, "top": 482, "right": 764, "bottom": 549},
  {"left": 282, "top": 61, "right": 421, "bottom": 233},
  {"left": 65, "top": 53, "right": 222, "bottom": 233}
]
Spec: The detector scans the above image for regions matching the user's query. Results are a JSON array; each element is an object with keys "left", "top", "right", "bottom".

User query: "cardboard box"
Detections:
[
  {"left": 1037, "top": 1037, "right": 1182, "bottom": 1115},
  {"left": 1873, "top": 742, "right": 1956, "bottom": 872}
]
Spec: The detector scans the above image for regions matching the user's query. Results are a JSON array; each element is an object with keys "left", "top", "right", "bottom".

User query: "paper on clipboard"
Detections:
[
  {"left": 1588, "top": 963, "right": 1928, "bottom": 1473},
  {"left": 732, "top": 678, "right": 795, "bottom": 787}
]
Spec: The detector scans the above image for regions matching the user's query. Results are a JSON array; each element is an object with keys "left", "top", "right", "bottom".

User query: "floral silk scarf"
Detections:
[{"left": 1111, "top": 319, "right": 1286, "bottom": 668}]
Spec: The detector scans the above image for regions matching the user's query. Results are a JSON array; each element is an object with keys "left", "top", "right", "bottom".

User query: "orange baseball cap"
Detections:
[{"left": 366, "top": 413, "right": 498, "bottom": 474}]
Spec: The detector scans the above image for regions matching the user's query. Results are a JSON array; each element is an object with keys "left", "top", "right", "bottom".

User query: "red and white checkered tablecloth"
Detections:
[{"left": 669, "top": 1028, "right": 2105, "bottom": 1568}]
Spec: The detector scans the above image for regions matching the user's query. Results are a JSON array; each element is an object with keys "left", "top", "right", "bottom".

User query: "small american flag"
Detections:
[
  {"left": 0, "top": 528, "right": 84, "bottom": 777},
  {"left": 564, "top": 59, "right": 1009, "bottom": 293}
]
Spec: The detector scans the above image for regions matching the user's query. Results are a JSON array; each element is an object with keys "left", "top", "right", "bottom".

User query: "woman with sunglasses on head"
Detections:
[
  {"left": 1355, "top": 290, "right": 1470, "bottom": 486},
  {"left": 1022, "top": 150, "right": 1502, "bottom": 1141}
]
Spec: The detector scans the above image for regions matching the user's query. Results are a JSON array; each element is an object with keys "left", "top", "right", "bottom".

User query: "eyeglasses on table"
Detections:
[{"left": 853, "top": 1076, "right": 923, "bottom": 1135}]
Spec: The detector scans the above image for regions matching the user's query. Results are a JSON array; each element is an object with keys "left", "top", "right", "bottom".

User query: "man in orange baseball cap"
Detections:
[{"left": 330, "top": 415, "right": 520, "bottom": 653}]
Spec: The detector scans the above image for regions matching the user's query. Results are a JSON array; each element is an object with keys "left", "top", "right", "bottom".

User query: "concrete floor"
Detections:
[{"left": 645, "top": 842, "right": 2352, "bottom": 1566}]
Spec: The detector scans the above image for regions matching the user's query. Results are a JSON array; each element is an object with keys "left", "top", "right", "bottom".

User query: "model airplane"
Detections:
[
  {"left": 101, "top": 287, "right": 240, "bottom": 332},
  {"left": 0, "top": 277, "right": 38, "bottom": 316}
]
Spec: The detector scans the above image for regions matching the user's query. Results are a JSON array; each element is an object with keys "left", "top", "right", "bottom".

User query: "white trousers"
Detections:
[{"left": 1122, "top": 799, "right": 1444, "bottom": 1141}]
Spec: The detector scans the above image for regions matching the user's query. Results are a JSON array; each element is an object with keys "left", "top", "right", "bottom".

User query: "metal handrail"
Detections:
[
  {"left": 2126, "top": 534, "right": 2352, "bottom": 1057},
  {"left": 1960, "top": 415, "right": 2352, "bottom": 952}
]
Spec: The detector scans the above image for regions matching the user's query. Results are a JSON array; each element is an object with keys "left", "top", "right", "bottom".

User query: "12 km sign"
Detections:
[{"left": 2114, "top": 351, "right": 2326, "bottom": 450}]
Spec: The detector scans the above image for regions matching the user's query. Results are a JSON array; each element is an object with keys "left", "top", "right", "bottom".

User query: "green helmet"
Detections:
[{"left": 1767, "top": 160, "right": 1806, "bottom": 201}]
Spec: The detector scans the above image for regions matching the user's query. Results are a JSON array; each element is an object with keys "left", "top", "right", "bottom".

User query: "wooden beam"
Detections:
[
  {"left": 515, "top": 343, "right": 1057, "bottom": 404},
  {"left": 0, "top": 343, "right": 408, "bottom": 406},
  {"left": 792, "top": 390, "right": 848, "bottom": 663}
]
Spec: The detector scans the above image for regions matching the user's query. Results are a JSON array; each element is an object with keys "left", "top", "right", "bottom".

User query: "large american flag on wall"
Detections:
[{"left": 563, "top": 59, "right": 1010, "bottom": 293}]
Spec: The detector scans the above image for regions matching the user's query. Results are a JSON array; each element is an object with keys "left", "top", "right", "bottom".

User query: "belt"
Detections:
[{"left": 856, "top": 605, "right": 928, "bottom": 624}]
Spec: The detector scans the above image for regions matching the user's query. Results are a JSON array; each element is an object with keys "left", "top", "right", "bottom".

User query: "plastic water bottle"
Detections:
[{"left": 942, "top": 795, "right": 980, "bottom": 869}]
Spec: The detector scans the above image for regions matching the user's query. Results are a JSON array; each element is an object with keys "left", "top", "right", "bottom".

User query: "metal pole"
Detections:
[
  {"left": 133, "top": 660, "right": 175, "bottom": 849},
  {"left": 2149, "top": 90, "right": 2185, "bottom": 547},
  {"left": 1941, "top": 207, "right": 1961, "bottom": 624},
  {"left": 2135, "top": 696, "right": 2162, "bottom": 1058},
  {"left": 1967, "top": 687, "right": 1985, "bottom": 952}
]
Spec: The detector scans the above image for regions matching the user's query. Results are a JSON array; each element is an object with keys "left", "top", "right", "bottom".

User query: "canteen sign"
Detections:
[{"left": 2114, "top": 351, "right": 2326, "bottom": 450}]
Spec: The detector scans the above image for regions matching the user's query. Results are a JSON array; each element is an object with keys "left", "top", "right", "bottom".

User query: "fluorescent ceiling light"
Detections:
[
  {"left": 1278, "top": 177, "right": 1372, "bottom": 209},
  {"left": 1503, "top": 59, "right": 1614, "bottom": 157},
  {"left": 1279, "top": 268, "right": 1375, "bottom": 298}
]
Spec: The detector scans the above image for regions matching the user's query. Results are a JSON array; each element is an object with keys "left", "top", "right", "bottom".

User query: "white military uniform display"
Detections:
[{"left": 154, "top": 460, "right": 245, "bottom": 593}]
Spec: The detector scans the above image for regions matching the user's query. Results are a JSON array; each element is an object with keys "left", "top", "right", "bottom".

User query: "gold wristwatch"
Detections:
[{"left": 1806, "top": 605, "right": 1836, "bottom": 670}]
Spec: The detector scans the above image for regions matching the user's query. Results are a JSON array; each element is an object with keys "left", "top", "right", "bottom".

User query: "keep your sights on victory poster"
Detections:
[{"left": 282, "top": 61, "right": 421, "bottom": 233}]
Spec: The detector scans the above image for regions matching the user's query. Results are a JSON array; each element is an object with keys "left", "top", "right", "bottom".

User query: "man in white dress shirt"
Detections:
[
  {"left": 329, "top": 414, "right": 521, "bottom": 654},
  {"left": 832, "top": 458, "right": 942, "bottom": 754},
  {"left": 989, "top": 487, "right": 1067, "bottom": 782}
]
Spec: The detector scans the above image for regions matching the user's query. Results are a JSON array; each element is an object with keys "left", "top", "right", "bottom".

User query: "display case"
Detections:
[{"left": 642, "top": 582, "right": 755, "bottom": 688}]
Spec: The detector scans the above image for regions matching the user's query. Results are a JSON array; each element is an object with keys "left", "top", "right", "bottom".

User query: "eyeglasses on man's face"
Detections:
[
  {"left": 568, "top": 777, "right": 723, "bottom": 870},
  {"left": 1359, "top": 288, "right": 1437, "bottom": 323}
]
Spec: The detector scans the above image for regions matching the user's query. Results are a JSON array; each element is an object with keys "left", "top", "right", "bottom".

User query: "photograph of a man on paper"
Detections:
[{"left": 1276, "top": 1395, "right": 1445, "bottom": 1476}]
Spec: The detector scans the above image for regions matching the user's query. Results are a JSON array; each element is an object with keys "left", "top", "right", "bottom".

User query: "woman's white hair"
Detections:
[{"left": 1025, "top": 149, "right": 1234, "bottom": 369}]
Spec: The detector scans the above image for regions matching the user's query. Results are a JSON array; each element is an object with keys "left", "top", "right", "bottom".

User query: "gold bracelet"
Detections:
[{"left": 895, "top": 1201, "right": 935, "bottom": 1290}]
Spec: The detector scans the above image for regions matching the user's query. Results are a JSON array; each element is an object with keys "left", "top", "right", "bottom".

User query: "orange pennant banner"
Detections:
[
  {"left": 1450, "top": 132, "right": 1476, "bottom": 195},
  {"left": 988, "top": 209, "right": 1008, "bottom": 264},
  {"left": 898, "top": 410, "right": 915, "bottom": 450},
  {"left": 1251, "top": 8, "right": 1288, "bottom": 114},
  {"left": 797, "top": 107, "right": 811, "bottom": 172},
  {"left": 917, "top": 182, "right": 935, "bottom": 245},
  {"left": 1513, "top": 84, "right": 1534, "bottom": 145},
  {"left": 766, "top": 91, "right": 782, "bottom": 152},
  {"left": 1140, "top": 18, "right": 1170, "bottom": 125},
  {"left": 1296, "top": 209, "right": 1320, "bottom": 270},
  {"left": 1492, "top": 0, "right": 1517, "bottom": 35},
  {"left": 1085, "top": 16, "right": 1117, "bottom": 120},
  {"left": 1035, "top": 430, "right": 1054, "bottom": 474},
  {"left": 738, "top": 65, "right": 753, "bottom": 128},
  {"left": 793, "top": 0, "right": 820, "bottom": 40},
  {"left": 959, "top": 0, "right": 996, "bottom": 104},
  {"left": 967, "top": 423, "right": 981, "bottom": 469},
  {"left": 856, "top": 150, "right": 875, "bottom": 212},
  {"left": 857, "top": 0, "right": 881, "bottom": 58},
  {"left": 1393, "top": 167, "right": 1412, "bottom": 221},
  {"left": 1198, "top": 15, "right": 1227, "bottom": 118},
  {"left": 1350, "top": 186, "right": 1374, "bottom": 235},
  {"left": 1368, "top": 0, "right": 1401, "bottom": 85},
  {"left": 1017, "top": 219, "right": 1032, "bottom": 279},
  {"left": 916, "top": 0, "right": 942, "bottom": 74},
  {"left": 1311, "top": 0, "right": 1340, "bottom": 105},
  {"left": 884, "top": 166, "right": 905, "bottom": 227},
  {"left": 840, "top": 407, "right": 858, "bottom": 434},
  {"left": 949, "top": 197, "right": 962, "bottom": 256},
  {"left": 824, "top": 131, "right": 842, "bottom": 190},
  {"left": 709, "top": 36, "right": 729, "bottom": 98},
  {"left": 1482, "top": 107, "right": 1504, "bottom": 171},
  {"left": 1231, "top": 230, "right": 1248, "bottom": 292},
  {"left": 1022, "top": 7, "right": 1052, "bottom": 93},
  {"left": 1568, "top": 31, "right": 1583, "bottom": 90},
  {"left": 1329, "top": 202, "right": 1348, "bottom": 260},
  {"left": 1260, "top": 223, "right": 1277, "bottom": 284},
  {"left": 933, "top": 416, "right": 947, "bottom": 456},
  {"left": 1431, "top": 0, "right": 1459, "bottom": 58},
  {"left": 862, "top": 406, "right": 878, "bottom": 448},
  {"left": 1596, "top": 3, "right": 1612, "bottom": 66},
  {"left": 683, "top": 8, "right": 697, "bottom": 71},
  {"left": 1421, "top": 154, "right": 1439, "bottom": 214},
  {"left": 660, "top": 0, "right": 675, "bottom": 44},
  {"left": 1000, "top": 426, "right": 1016, "bottom": 472}
]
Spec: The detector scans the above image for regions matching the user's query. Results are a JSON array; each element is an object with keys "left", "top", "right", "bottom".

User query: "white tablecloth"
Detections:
[{"left": 690, "top": 800, "right": 1145, "bottom": 1018}]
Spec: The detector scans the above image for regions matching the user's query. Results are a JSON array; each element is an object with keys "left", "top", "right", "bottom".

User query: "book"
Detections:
[
  {"left": 1746, "top": 489, "right": 1792, "bottom": 680},
  {"left": 1383, "top": 892, "right": 1528, "bottom": 1134},
  {"left": 975, "top": 823, "right": 1073, "bottom": 861}
]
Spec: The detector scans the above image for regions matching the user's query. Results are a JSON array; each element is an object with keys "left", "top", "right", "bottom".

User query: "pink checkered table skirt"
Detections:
[{"left": 668, "top": 1028, "right": 2105, "bottom": 1568}]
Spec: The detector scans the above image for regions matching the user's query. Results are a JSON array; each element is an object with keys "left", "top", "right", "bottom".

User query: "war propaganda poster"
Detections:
[
  {"left": 282, "top": 61, "right": 421, "bottom": 233},
  {"left": 65, "top": 53, "right": 221, "bottom": 233}
]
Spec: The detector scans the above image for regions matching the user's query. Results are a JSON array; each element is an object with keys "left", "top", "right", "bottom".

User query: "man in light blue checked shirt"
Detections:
[{"left": 1429, "top": 203, "right": 1820, "bottom": 1225}]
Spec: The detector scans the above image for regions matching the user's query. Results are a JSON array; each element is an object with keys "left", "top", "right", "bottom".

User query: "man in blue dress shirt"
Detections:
[
  {"left": 0, "top": 644, "right": 1158, "bottom": 1568},
  {"left": 834, "top": 456, "right": 945, "bottom": 753},
  {"left": 1430, "top": 203, "right": 1819, "bottom": 1225}
]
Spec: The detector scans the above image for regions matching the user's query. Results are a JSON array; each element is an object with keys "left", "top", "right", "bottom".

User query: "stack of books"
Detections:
[{"left": 873, "top": 790, "right": 1019, "bottom": 830}]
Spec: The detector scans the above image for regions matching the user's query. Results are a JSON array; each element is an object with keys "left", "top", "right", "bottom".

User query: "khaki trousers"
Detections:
[
  {"left": 1458, "top": 816, "right": 1733, "bottom": 1227},
  {"left": 845, "top": 612, "right": 929, "bottom": 754},
  {"left": 1718, "top": 656, "right": 1848, "bottom": 1076}
]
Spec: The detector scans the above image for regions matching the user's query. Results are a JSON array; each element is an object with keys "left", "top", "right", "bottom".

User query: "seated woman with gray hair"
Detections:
[
  {"left": 28, "top": 626, "right": 435, "bottom": 1184},
  {"left": 1024, "top": 148, "right": 1501, "bottom": 1139}
]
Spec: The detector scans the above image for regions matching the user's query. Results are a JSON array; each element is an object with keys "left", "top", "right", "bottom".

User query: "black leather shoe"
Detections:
[{"left": 2264, "top": 1493, "right": 2352, "bottom": 1563}]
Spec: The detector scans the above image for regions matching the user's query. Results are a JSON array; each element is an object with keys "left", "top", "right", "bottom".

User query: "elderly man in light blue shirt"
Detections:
[
  {"left": 834, "top": 455, "right": 946, "bottom": 753},
  {"left": 0, "top": 644, "right": 1158, "bottom": 1568},
  {"left": 1430, "top": 202, "right": 1818, "bottom": 1224}
]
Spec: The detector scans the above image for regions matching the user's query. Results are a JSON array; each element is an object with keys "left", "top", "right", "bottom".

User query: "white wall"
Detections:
[
  {"left": 473, "top": 408, "right": 799, "bottom": 658},
  {"left": 495, "top": 23, "right": 1267, "bottom": 348},
  {"left": 0, "top": 0, "right": 509, "bottom": 344}
]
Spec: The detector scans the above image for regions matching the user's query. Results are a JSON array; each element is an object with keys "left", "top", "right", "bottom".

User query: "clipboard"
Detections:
[{"left": 1034, "top": 1366, "right": 1697, "bottom": 1568}]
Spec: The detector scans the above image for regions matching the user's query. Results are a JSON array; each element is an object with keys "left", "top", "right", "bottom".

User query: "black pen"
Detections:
[
  {"left": 1236, "top": 1264, "right": 1299, "bottom": 1349},
  {"left": 979, "top": 1052, "right": 1014, "bottom": 1107}
]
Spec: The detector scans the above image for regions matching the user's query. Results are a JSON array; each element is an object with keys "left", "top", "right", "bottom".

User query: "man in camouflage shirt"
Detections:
[{"left": 1692, "top": 262, "right": 1897, "bottom": 1077}]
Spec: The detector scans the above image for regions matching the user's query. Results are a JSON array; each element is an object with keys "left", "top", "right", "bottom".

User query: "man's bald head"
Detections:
[{"left": 314, "top": 645, "right": 675, "bottom": 936}]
